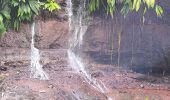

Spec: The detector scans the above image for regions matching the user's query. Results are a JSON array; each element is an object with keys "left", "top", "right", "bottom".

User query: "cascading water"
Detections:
[
  {"left": 67, "top": 0, "right": 112, "bottom": 99},
  {"left": 30, "top": 22, "right": 49, "bottom": 80}
]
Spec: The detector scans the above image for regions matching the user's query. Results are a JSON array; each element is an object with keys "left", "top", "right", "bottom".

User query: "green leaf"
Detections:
[
  {"left": 0, "top": 15, "right": 3, "bottom": 23},
  {"left": 150, "top": 0, "right": 155, "bottom": 8},
  {"left": 136, "top": 0, "right": 141, "bottom": 12},
  {"left": 155, "top": 5, "right": 163, "bottom": 17},
  {"left": 145, "top": 97, "right": 149, "bottom": 100},
  {"left": 121, "top": 4, "right": 130, "bottom": 17},
  {"left": 11, "top": 0, "right": 19, "bottom": 7},
  {"left": 14, "top": 19, "right": 20, "bottom": 31},
  {"left": 89, "top": 0, "right": 96, "bottom": 12},
  {"left": 133, "top": 0, "right": 137, "bottom": 10},
  {"left": 110, "top": 0, "right": 115, "bottom": 7},
  {"left": 133, "top": 0, "right": 141, "bottom": 12},
  {"left": 1, "top": 11, "right": 10, "bottom": 20},
  {"left": 43, "top": 0, "right": 61, "bottom": 12},
  {"left": 143, "top": 7, "right": 147, "bottom": 15},
  {"left": 144, "top": 0, "right": 151, "bottom": 8},
  {"left": 28, "top": 0, "right": 39, "bottom": 15},
  {"left": 0, "top": 23, "right": 6, "bottom": 37}
]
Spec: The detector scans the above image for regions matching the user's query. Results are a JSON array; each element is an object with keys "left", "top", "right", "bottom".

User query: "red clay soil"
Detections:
[{"left": 0, "top": 49, "right": 169, "bottom": 100}]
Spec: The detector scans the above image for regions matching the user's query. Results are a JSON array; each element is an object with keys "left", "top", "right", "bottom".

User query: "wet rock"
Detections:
[
  {"left": 83, "top": 8, "right": 170, "bottom": 75},
  {"left": 4, "top": 61, "right": 28, "bottom": 67},
  {"left": 140, "top": 84, "right": 144, "bottom": 88},
  {"left": 0, "top": 23, "right": 31, "bottom": 48},
  {"left": 100, "top": 67, "right": 115, "bottom": 73},
  {"left": 48, "top": 85, "right": 54, "bottom": 89},
  {"left": 35, "top": 20, "right": 69, "bottom": 49},
  {"left": 56, "top": 90, "right": 77, "bottom": 100},
  {"left": 91, "top": 71, "right": 104, "bottom": 78},
  {"left": 11, "top": 65, "right": 17, "bottom": 68},
  {"left": 0, "top": 66, "right": 7, "bottom": 71},
  {"left": 43, "top": 63, "right": 52, "bottom": 69},
  {"left": 68, "top": 76, "right": 72, "bottom": 78},
  {"left": 49, "top": 43, "right": 62, "bottom": 49},
  {"left": 4, "top": 62, "right": 13, "bottom": 66}
]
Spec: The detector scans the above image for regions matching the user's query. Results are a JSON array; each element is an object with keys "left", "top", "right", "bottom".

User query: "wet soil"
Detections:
[{"left": 0, "top": 49, "right": 170, "bottom": 100}]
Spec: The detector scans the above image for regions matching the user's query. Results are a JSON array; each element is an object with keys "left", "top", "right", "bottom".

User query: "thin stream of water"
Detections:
[
  {"left": 30, "top": 22, "right": 49, "bottom": 80},
  {"left": 67, "top": 0, "right": 112, "bottom": 99}
]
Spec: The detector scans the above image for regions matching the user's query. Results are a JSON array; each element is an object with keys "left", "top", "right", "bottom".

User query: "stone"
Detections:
[
  {"left": 35, "top": 20, "right": 69, "bottom": 49},
  {"left": 91, "top": 71, "right": 104, "bottom": 78},
  {"left": 140, "top": 84, "right": 144, "bottom": 88},
  {"left": 39, "top": 90, "right": 46, "bottom": 93},
  {"left": 0, "top": 66, "right": 7, "bottom": 71},
  {"left": 11, "top": 65, "right": 17, "bottom": 68},
  {"left": 48, "top": 85, "right": 54, "bottom": 89}
]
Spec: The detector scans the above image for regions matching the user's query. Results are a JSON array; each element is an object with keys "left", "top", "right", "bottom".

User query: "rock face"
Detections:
[
  {"left": 1, "top": 1, "right": 170, "bottom": 100},
  {"left": 83, "top": 0, "right": 170, "bottom": 74},
  {"left": 0, "top": 20, "right": 68, "bottom": 49},
  {"left": 0, "top": 0, "right": 69, "bottom": 49},
  {"left": 0, "top": 0, "right": 170, "bottom": 74},
  {"left": 35, "top": 20, "right": 69, "bottom": 49},
  {"left": 0, "top": 24, "right": 31, "bottom": 48}
]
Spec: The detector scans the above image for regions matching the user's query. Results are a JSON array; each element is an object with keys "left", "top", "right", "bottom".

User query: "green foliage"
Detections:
[
  {"left": 89, "top": 0, "right": 164, "bottom": 17},
  {"left": 143, "top": 0, "right": 155, "bottom": 8},
  {"left": 42, "top": 0, "right": 61, "bottom": 12},
  {"left": 0, "top": 0, "right": 165, "bottom": 37},
  {"left": 133, "top": 0, "right": 141, "bottom": 11},
  {"left": 0, "top": 23, "right": 6, "bottom": 37},
  {"left": 11, "top": 0, "right": 41, "bottom": 30},
  {"left": 0, "top": 0, "right": 10, "bottom": 37},
  {"left": 107, "top": 0, "right": 116, "bottom": 16},
  {"left": 89, "top": 0, "right": 105, "bottom": 13},
  {"left": 121, "top": 0, "right": 133, "bottom": 16},
  {"left": 145, "top": 97, "right": 149, "bottom": 100},
  {"left": 0, "top": 0, "right": 60, "bottom": 37},
  {"left": 155, "top": 5, "right": 164, "bottom": 17}
]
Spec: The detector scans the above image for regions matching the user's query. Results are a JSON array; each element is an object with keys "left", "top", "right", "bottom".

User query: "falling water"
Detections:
[
  {"left": 30, "top": 22, "right": 49, "bottom": 80},
  {"left": 67, "top": 0, "right": 112, "bottom": 99}
]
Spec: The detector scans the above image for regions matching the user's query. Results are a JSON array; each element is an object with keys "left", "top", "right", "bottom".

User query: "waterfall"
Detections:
[
  {"left": 30, "top": 22, "right": 49, "bottom": 80},
  {"left": 67, "top": 0, "right": 112, "bottom": 99}
]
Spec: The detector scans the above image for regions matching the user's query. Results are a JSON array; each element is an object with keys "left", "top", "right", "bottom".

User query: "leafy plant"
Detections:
[
  {"left": 0, "top": 0, "right": 10, "bottom": 37},
  {"left": 155, "top": 5, "right": 164, "bottom": 17},
  {"left": 89, "top": 0, "right": 164, "bottom": 17},
  {"left": 145, "top": 97, "right": 149, "bottom": 100},
  {"left": 10, "top": 0, "right": 42, "bottom": 30},
  {"left": 0, "top": 0, "right": 60, "bottom": 36},
  {"left": 121, "top": 0, "right": 133, "bottom": 17},
  {"left": 42, "top": 0, "right": 61, "bottom": 12}
]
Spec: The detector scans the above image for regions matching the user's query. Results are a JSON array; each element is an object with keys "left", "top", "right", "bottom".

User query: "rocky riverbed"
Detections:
[{"left": 0, "top": 48, "right": 170, "bottom": 100}]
